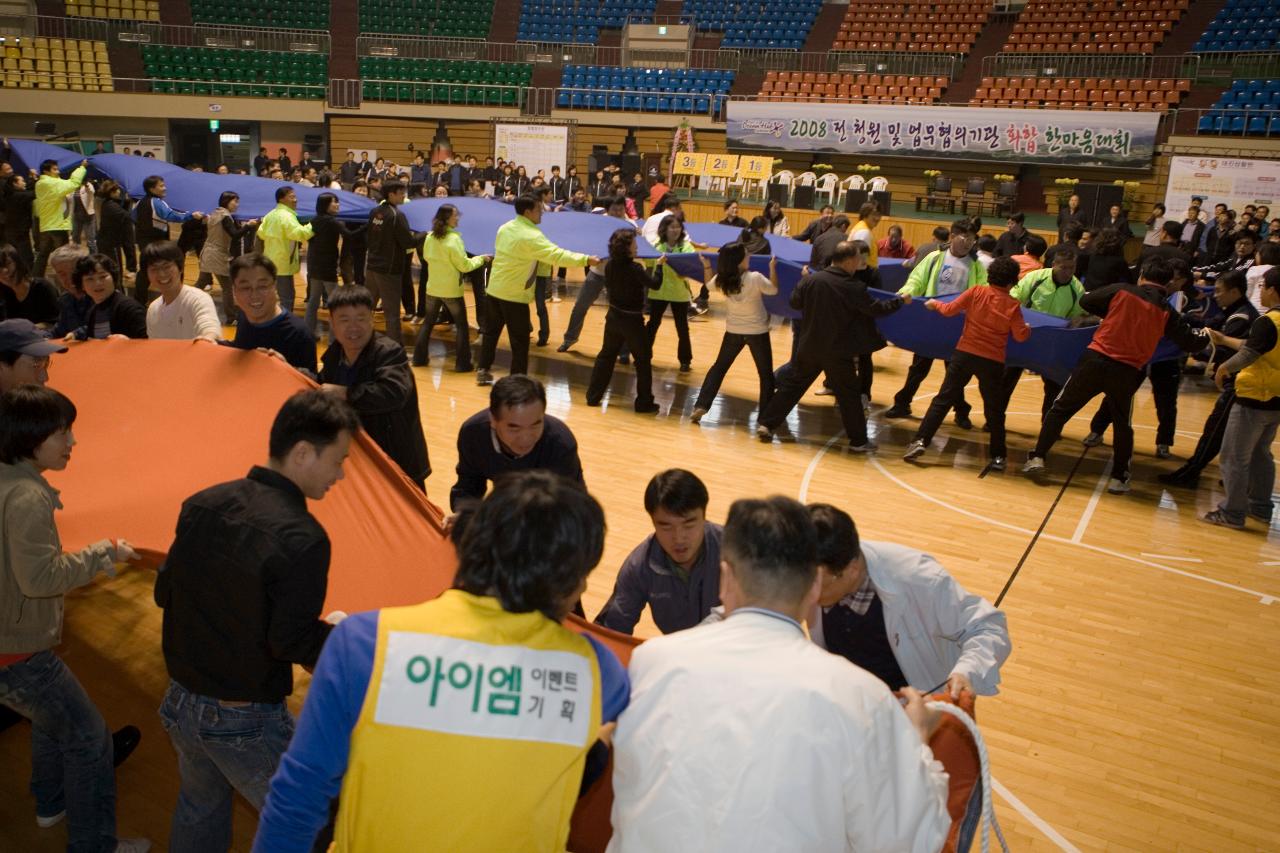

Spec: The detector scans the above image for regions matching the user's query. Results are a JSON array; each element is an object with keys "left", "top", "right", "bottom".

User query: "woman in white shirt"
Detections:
[
  {"left": 763, "top": 200, "right": 790, "bottom": 237},
  {"left": 690, "top": 242, "right": 779, "bottom": 423}
]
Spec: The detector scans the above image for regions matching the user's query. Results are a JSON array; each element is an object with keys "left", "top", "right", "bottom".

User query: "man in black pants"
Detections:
[
  {"left": 757, "top": 241, "right": 908, "bottom": 451},
  {"left": 1160, "top": 270, "right": 1259, "bottom": 486},
  {"left": 364, "top": 180, "right": 419, "bottom": 346},
  {"left": 1023, "top": 257, "right": 1208, "bottom": 494}
]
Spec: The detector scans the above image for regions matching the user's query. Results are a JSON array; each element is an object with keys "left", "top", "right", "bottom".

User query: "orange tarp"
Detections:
[{"left": 46, "top": 340, "right": 975, "bottom": 853}]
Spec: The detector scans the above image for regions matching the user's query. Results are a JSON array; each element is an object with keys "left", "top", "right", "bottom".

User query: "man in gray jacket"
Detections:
[{"left": 806, "top": 503, "right": 1011, "bottom": 698}]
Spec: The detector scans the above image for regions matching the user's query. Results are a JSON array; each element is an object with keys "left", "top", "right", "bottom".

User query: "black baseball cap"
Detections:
[{"left": 0, "top": 320, "right": 69, "bottom": 357}]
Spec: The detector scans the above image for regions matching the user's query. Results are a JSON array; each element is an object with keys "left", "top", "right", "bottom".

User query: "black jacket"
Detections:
[
  {"left": 76, "top": 289, "right": 148, "bottom": 339},
  {"left": 994, "top": 229, "right": 1029, "bottom": 258},
  {"left": 1083, "top": 253, "right": 1134, "bottom": 291},
  {"left": 1176, "top": 220, "right": 1205, "bottom": 256},
  {"left": 365, "top": 201, "right": 417, "bottom": 274},
  {"left": 309, "top": 213, "right": 363, "bottom": 281},
  {"left": 603, "top": 258, "right": 664, "bottom": 314},
  {"left": 791, "top": 265, "right": 904, "bottom": 360},
  {"left": 97, "top": 197, "right": 137, "bottom": 271},
  {"left": 1202, "top": 225, "right": 1236, "bottom": 266},
  {"left": 2, "top": 188, "right": 34, "bottom": 241},
  {"left": 1057, "top": 205, "right": 1087, "bottom": 231},
  {"left": 156, "top": 465, "right": 333, "bottom": 702},
  {"left": 451, "top": 411, "right": 583, "bottom": 510},
  {"left": 796, "top": 218, "right": 832, "bottom": 244},
  {"left": 809, "top": 226, "right": 847, "bottom": 269},
  {"left": 318, "top": 334, "right": 430, "bottom": 484}
]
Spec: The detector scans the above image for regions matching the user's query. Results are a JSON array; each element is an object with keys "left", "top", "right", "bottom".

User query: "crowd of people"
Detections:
[{"left": 0, "top": 138, "right": 1277, "bottom": 848}]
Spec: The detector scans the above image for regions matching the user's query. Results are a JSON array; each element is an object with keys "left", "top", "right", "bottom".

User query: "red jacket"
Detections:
[
  {"left": 935, "top": 285, "right": 1030, "bottom": 363},
  {"left": 1081, "top": 282, "right": 1206, "bottom": 369}
]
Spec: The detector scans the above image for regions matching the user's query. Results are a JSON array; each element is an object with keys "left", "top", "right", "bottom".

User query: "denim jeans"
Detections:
[
  {"left": 562, "top": 271, "right": 606, "bottom": 345},
  {"left": 0, "top": 650, "right": 116, "bottom": 852},
  {"left": 304, "top": 277, "right": 340, "bottom": 337},
  {"left": 534, "top": 275, "right": 551, "bottom": 343},
  {"left": 72, "top": 210, "right": 97, "bottom": 252},
  {"left": 275, "top": 274, "right": 297, "bottom": 316},
  {"left": 159, "top": 680, "right": 295, "bottom": 853},
  {"left": 1217, "top": 403, "right": 1280, "bottom": 525}
]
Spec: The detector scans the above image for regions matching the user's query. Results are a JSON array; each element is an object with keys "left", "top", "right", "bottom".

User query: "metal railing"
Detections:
[
  {"left": 358, "top": 78, "right": 526, "bottom": 108},
  {"left": 355, "top": 35, "right": 962, "bottom": 79},
  {"left": 22, "top": 14, "right": 329, "bottom": 52},
  {"left": 549, "top": 86, "right": 722, "bottom": 117},
  {"left": 109, "top": 76, "right": 326, "bottom": 98},
  {"left": 1192, "top": 51, "right": 1280, "bottom": 83},
  {"left": 981, "top": 52, "right": 1199, "bottom": 81}
]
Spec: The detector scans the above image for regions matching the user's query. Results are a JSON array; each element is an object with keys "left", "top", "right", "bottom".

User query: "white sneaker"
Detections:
[
  {"left": 756, "top": 424, "right": 774, "bottom": 442},
  {"left": 903, "top": 439, "right": 927, "bottom": 461},
  {"left": 1082, "top": 432, "right": 1103, "bottom": 447},
  {"left": 990, "top": 456, "right": 1006, "bottom": 472},
  {"left": 814, "top": 386, "right": 835, "bottom": 396},
  {"left": 1022, "top": 455, "right": 1046, "bottom": 474},
  {"left": 36, "top": 810, "right": 65, "bottom": 828},
  {"left": 1107, "top": 476, "right": 1131, "bottom": 494},
  {"left": 114, "top": 839, "right": 152, "bottom": 853}
]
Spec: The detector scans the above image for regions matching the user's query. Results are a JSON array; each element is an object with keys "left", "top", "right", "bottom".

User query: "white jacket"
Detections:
[
  {"left": 810, "top": 540, "right": 1011, "bottom": 696},
  {"left": 609, "top": 610, "right": 951, "bottom": 853}
]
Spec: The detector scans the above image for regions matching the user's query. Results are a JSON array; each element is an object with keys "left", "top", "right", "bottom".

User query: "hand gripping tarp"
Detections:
[{"left": 47, "top": 340, "right": 983, "bottom": 852}]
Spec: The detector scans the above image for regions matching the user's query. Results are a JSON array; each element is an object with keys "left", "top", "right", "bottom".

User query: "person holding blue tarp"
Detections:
[
  {"left": 133, "top": 176, "right": 205, "bottom": 304},
  {"left": 885, "top": 220, "right": 987, "bottom": 426},
  {"left": 257, "top": 186, "right": 313, "bottom": 317}
]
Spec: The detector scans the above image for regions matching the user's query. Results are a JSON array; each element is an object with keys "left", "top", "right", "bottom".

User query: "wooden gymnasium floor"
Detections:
[{"left": 1, "top": 264, "right": 1278, "bottom": 852}]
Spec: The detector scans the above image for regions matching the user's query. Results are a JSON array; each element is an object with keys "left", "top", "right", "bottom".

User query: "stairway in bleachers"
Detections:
[
  {"left": 329, "top": 0, "right": 358, "bottom": 80},
  {"left": 160, "top": 0, "right": 191, "bottom": 25},
  {"left": 801, "top": 2, "right": 845, "bottom": 54},
  {"left": 489, "top": 0, "right": 521, "bottom": 44},
  {"left": 1157, "top": 0, "right": 1228, "bottom": 56},
  {"left": 653, "top": 0, "right": 683, "bottom": 19},
  {"left": 942, "top": 15, "right": 1015, "bottom": 103}
]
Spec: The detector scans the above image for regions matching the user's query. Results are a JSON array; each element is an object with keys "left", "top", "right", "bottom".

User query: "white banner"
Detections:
[
  {"left": 494, "top": 123, "right": 569, "bottom": 180},
  {"left": 1163, "top": 156, "right": 1280, "bottom": 216}
]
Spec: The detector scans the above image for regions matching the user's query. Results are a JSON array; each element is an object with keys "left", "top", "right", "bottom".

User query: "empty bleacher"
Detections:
[
  {"left": 1197, "top": 79, "right": 1280, "bottom": 135},
  {"left": 968, "top": 75, "right": 1190, "bottom": 110},
  {"left": 360, "top": 57, "right": 531, "bottom": 105},
  {"left": 557, "top": 64, "right": 730, "bottom": 111},
  {"left": 1004, "top": 0, "right": 1188, "bottom": 54},
  {"left": 189, "top": 0, "right": 328, "bottom": 29},
  {"left": 360, "top": 0, "right": 494, "bottom": 38},
  {"left": 833, "top": 1, "right": 993, "bottom": 54},
  {"left": 682, "top": 0, "right": 821, "bottom": 50},
  {"left": 0, "top": 37, "right": 114, "bottom": 91},
  {"left": 758, "top": 71, "right": 947, "bottom": 104},
  {"left": 141, "top": 45, "right": 327, "bottom": 98},
  {"left": 65, "top": 0, "right": 158, "bottom": 21},
  {"left": 1193, "top": 0, "right": 1279, "bottom": 53},
  {"left": 517, "top": 0, "right": 657, "bottom": 44}
]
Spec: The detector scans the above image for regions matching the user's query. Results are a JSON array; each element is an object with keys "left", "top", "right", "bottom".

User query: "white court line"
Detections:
[
  {"left": 1070, "top": 459, "right": 1112, "bottom": 544},
  {"left": 1265, "top": 561, "right": 1280, "bottom": 566},
  {"left": 993, "top": 779, "right": 1083, "bottom": 853},
  {"left": 1140, "top": 553, "right": 1205, "bottom": 563},
  {"left": 865, "top": 458, "right": 1278, "bottom": 603}
]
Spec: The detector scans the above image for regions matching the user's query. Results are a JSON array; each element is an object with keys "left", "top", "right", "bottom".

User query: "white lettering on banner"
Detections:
[{"left": 375, "top": 632, "right": 593, "bottom": 747}]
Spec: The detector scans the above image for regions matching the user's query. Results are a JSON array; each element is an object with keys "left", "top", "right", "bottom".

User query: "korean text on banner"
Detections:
[
  {"left": 673, "top": 152, "right": 708, "bottom": 176},
  {"left": 1163, "top": 156, "right": 1280, "bottom": 215},
  {"left": 705, "top": 154, "right": 740, "bottom": 178},
  {"left": 737, "top": 155, "right": 772, "bottom": 182}
]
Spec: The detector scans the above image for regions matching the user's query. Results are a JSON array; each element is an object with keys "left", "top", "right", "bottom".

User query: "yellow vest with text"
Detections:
[
  {"left": 1235, "top": 310, "right": 1280, "bottom": 403},
  {"left": 854, "top": 219, "right": 877, "bottom": 265},
  {"left": 331, "top": 589, "right": 602, "bottom": 852}
]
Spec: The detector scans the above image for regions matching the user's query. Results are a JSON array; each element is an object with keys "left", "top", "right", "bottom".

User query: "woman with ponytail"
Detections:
[
  {"left": 690, "top": 241, "right": 778, "bottom": 423},
  {"left": 412, "top": 204, "right": 490, "bottom": 370}
]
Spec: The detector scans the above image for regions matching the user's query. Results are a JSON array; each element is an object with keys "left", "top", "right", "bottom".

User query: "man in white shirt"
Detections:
[
  {"left": 142, "top": 241, "right": 223, "bottom": 341},
  {"left": 609, "top": 495, "right": 951, "bottom": 853},
  {"left": 806, "top": 503, "right": 1010, "bottom": 697}
]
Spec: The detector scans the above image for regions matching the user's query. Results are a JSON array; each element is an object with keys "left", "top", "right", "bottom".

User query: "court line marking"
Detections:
[
  {"left": 1070, "top": 458, "right": 1112, "bottom": 544},
  {"left": 864, "top": 458, "right": 1277, "bottom": 604},
  {"left": 992, "top": 779, "right": 1084, "bottom": 853},
  {"left": 1140, "top": 553, "right": 1205, "bottom": 563}
]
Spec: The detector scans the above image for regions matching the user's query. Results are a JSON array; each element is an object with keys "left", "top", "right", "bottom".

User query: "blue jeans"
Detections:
[
  {"left": 0, "top": 650, "right": 116, "bottom": 852},
  {"left": 275, "top": 274, "right": 297, "bottom": 316},
  {"left": 303, "top": 277, "right": 340, "bottom": 337},
  {"left": 562, "top": 271, "right": 606, "bottom": 345},
  {"left": 159, "top": 680, "right": 294, "bottom": 853},
  {"left": 1217, "top": 403, "right": 1280, "bottom": 525}
]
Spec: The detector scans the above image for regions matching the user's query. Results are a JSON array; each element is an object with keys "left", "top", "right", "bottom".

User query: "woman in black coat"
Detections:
[
  {"left": 1082, "top": 227, "right": 1134, "bottom": 291},
  {"left": 68, "top": 253, "right": 147, "bottom": 340},
  {"left": 95, "top": 181, "right": 137, "bottom": 275},
  {"left": 2, "top": 174, "right": 35, "bottom": 269}
]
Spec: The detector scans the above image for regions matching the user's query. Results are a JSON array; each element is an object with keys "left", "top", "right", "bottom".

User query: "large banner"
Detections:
[
  {"left": 1163, "top": 156, "right": 1280, "bottom": 215},
  {"left": 725, "top": 101, "right": 1160, "bottom": 168},
  {"left": 493, "top": 123, "right": 570, "bottom": 178}
]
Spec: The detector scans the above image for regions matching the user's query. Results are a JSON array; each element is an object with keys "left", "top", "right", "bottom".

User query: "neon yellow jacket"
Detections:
[
  {"left": 651, "top": 238, "right": 697, "bottom": 301},
  {"left": 1009, "top": 268, "right": 1084, "bottom": 319},
  {"left": 257, "top": 203, "right": 313, "bottom": 276},
  {"left": 488, "top": 215, "right": 589, "bottom": 304},
  {"left": 423, "top": 228, "right": 486, "bottom": 299},
  {"left": 34, "top": 165, "right": 86, "bottom": 233},
  {"left": 899, "top": 248, "right": 987, "bottom": 298}
]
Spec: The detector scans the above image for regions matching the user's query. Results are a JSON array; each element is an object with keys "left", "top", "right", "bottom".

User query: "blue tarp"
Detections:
[{"left": 8, "top": 139, "right": 1188, "bottom": 384}]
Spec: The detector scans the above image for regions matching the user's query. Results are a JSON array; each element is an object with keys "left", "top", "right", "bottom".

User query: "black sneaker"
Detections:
[
  {"left": 634, "top": 401, "right": 660, "bottom": 414},
  {"left": 883, "top": 405, "right": 911, "bottom": 418},
  {"left": 556, "top": 341, "right": 575, "bottom": 353},
  {"left": 679, "top": 362, "right": 691, "bottom": 372},
  {"left": 953, "top": 412, "right": 974, "bottom": 430}
]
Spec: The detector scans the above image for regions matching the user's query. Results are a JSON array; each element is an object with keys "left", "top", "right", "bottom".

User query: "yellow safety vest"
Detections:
[
  {"left": 1235, "top": 310, "right": 1280, "bottom": 403},
  {"left": 331, "top": 589, "right": 601, "bottom": 852}
]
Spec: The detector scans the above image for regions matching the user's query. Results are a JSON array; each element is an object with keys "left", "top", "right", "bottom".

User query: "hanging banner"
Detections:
[
  {"left": 725, "top": 102, "right": 1160, "bottom": 168},
  {"left": 493, "top": 123, "right": 570, "bottom": 179},
  {"left": 1162, "top": 156, "right": 1280, "bottom": 215}
]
